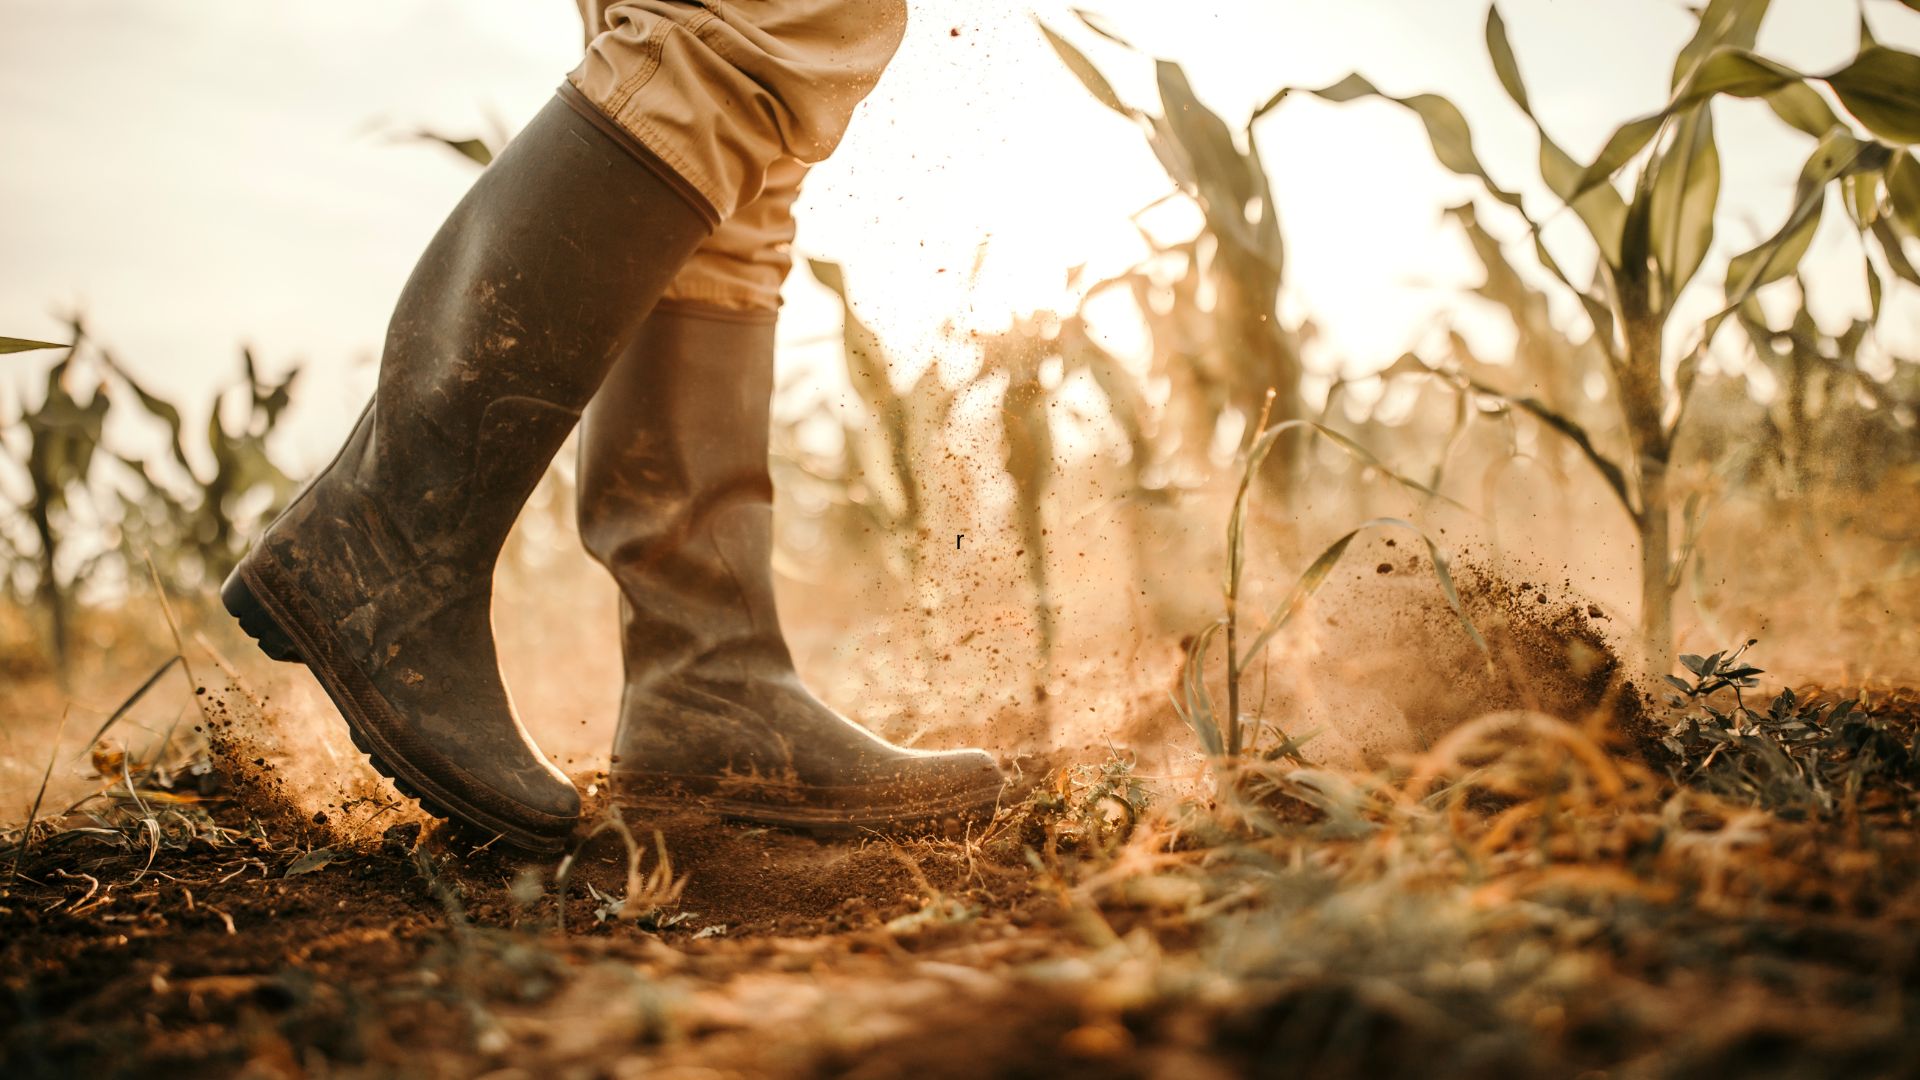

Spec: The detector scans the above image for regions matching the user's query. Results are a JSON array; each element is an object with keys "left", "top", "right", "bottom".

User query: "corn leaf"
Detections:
[
  {"left": 1702, "top": 129, "right": 1887, "bottom": 350},
  {"left": 1237, "top": 516, "right": 1489, "bottom": 668},
  {"left": 1570, "top": 114, "right": 1670, "bottom": 204},
  {"left": 1867, "top": 250, "right": 1884, "bottom": 322},
  {"left": 1845, "top": 169, "right": 1884, "bottom": 228},
  {"left": 1485, "top": 6, "right": 1531, "bottom": 114},
  {"left": 99, "top": 351, "right": 191, "bottom": 469},
  {"left": 1251, "top": 418, "right": 1468, "bottom": 510},
  {"left": 1, "top": 336, "right": 68, "bottom": 355},
  {"left": 1671, "top": 0, "right": 1773, "bottom": 90},
  {"left": 1887, "top": 152, "right": 1920, "bottom": 236},
  {"left": 1157, "top": 61, "right": 1260, "bottom": 223},
  {"left": 1279, "top": 67, "right": 1615, "bottom": 320},
  {"left": 1764, "top": 80, "right": 1842, "bottom": 138},
  {"left": 412, "top": 131, "right": 492, "bottom": 167},
  {"left": 1175, "top": 620, "right": 1228, "bottom": 759},
  {"left": 1872, "top": 218, "right": 1920, "bottom": 285},
  {"left": 1727, "top": 130, "right": 1876, "bottom": 299},
  {"left": 1307, "top": 74, "right": 1528, "bottom": 215},
  {"left": 1070, "top": 7, "right": 1137, "bottom": 50},
  {"left": 1036, "top": 21, "right": 1134, "bottom": 119},
  {"left": 1453, "top": 372, "right": 1635, "bottom": 514},
  {"left": 1647, "top": 106, "right": 1722, "bottom": 307},
  {"left": 1828, "top": 46, "right": 1920, "bottom": 145},
  {"left": 1486, "top": 6, "right": 1627, "bottom": 265},
  {"left": 1570, "top": 49, "right": 1803, "bottom": 201}
]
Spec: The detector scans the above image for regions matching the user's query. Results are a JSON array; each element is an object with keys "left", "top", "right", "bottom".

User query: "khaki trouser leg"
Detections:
[{"left": 569, "top": 0, "right": 906, "bottom": 313}]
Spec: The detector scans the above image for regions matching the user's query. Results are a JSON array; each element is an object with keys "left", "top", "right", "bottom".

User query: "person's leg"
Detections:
[
  {"left": 225, "top": 0, "right": 911, "bottom": 852},
  {"left": 223, "top": 97, "right": 711, "bottom": 853},
  {"left": 577, "top": 162, "right": 1005, "bottom": 830},
  {"left": 568, "top": 0, "right": 909, "bottom": 225}
]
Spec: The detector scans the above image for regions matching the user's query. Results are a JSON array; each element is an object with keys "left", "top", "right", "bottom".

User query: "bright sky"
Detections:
[{"left": 2, "top": 0, "right": 1917, "bottom": 470}]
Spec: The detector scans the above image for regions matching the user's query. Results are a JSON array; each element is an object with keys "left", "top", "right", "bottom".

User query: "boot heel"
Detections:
[{"left": 221, "top": 566, "right": 304, "bottom": 664}]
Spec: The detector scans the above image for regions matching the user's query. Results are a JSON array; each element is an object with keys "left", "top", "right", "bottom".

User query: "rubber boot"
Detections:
[
  {"left": 221, "top": 95, "right": 712, "bottom": 854},
  {"left": 578, "top": 304, "right": 1007, "bottom": 830}
]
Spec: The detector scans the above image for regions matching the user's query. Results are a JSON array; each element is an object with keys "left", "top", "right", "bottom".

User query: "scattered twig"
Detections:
[{"left": 76, "top": 656, "right": 180, "bottom": 758}]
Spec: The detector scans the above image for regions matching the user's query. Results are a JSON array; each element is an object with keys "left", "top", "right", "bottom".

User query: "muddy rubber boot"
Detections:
[
  {"left": 221, "top": 95, "right": 713, "bottom": 854},
  {"left": 579, "top": 304, "right": 1007, "bottom": 830}
]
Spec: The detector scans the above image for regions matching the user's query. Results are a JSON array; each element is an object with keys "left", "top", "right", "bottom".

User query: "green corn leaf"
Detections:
[
  {"left": 1671, "top": 0, "right": 1773, "bottom": 90},
  {"left": 1647, "top": 106, "right": 1722, "bottom": 307},
  {"left": 1826, "top": 46, "right": 1920, "bottom": 145},
  {"left": 1157, "top": 60, "right": 1260, "bottom": 214},
  {"left": 1273, "top": 65, "right": 1626, "bottom": 313},
  {"left": 1681, "top": 48, "right": 1804, "bottom": 105},
  {"left": 1237, "top": 517, "right": 1489, "bottom": 668},
  {"left": 413, "top": 131, "right": 493, "bottom": 167},
  {"left": 1251, "top": 419, "right": 1468, "bottom": 510},
  {"left": 1570, "top": 49, "right": 1803, "bottom": 202},
  {"left": 1763, "top": 81, "right": 1842, "bottom": 139},
  {"left": 1307, "top": 74, "right": 1528, "bottom": 215},
  {"left": 1485, "top": 6, "right": 1531, "bottom": 114},
  {"left": 1175, "top": 620, "right": 1228, "bottom": 759},
  {"left": 1570, "top": 114, "right": 1669, "bottom": 204},
  {"left": 1727, "top": 130, "right": 1874, "bottom": 298},
  {"left": 1570, "top": 41, "right": 1910, "bottom": 205},
  {"left": 1887, "top": 153, "right": 1920, "bottom": 236},
  {"left": 1036, "top": 21, "right": 1134, "bottom": 119},
  {"left": 1702, "top": 129, "right": 1887, "bottom": 350},
  {"left": 1, "top": 336, "right": 68, "bottom": 355},
  {"left": 1724, "top": 191, "right": 1821, "bottom": 298},
  {"left": 1458, "top": 375, "right": 1635, "bottom": 514},
  {"left": 1866, "top": 251, "right": 1884, "bottom": 322},
  {"left": 99, "top": 351, "right": 191, "bottom": 469},
  {"left": 1486, "top": 5, "right": 1628, "bottom": 265},
  {"left": 1845, "top": 169, "right": 1884, "bottom": 228},
  {"left": 1872, "top": 218, "right": 1920, "bottom": 285}
]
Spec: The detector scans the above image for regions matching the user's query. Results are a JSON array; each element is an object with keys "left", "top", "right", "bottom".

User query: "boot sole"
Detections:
[
  {"left": 222, "top": 560, "right": 572, "bottom": 856},
  {"left": 611, "top": 776, "right": 1006, "bottom": 834}
]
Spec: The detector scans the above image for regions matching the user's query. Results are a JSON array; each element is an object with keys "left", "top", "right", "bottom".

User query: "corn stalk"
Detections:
[
  {"left": 1255, "top": 0, "right": 1920, "bottom": 671},
  {"left": 1041, "top": 20, "right": 1303, "bottom": 496}
]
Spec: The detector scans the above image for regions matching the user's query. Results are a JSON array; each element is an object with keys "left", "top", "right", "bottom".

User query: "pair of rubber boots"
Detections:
[{"left": 221, "top": 96, "right": 1004, "bottom": 853}]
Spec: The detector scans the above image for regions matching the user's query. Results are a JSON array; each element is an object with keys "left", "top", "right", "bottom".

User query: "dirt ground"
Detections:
[
  {"left": 7, "top": 678, "right": 1920, "bottom": 1078},
  {"left": 5, "top": 554, "right": 1920, "bottom": 1079}
]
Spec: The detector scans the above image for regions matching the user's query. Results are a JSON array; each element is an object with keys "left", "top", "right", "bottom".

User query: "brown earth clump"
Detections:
[{"left": 1202, "top": 535, "right": 1661, "bottom": 771}]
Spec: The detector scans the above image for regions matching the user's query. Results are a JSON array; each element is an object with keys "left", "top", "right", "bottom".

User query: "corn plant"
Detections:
[
  {"left": 2, "top": 337, "right": 68, "bottom": 356},
  {"left": 1252, "top": 0, "right": 1920, "bottom": 671},
  {"left": 1735, "top": 278, "right": 1919, "bottom": 494},
  {"left": 976, "top": 316, "right": 1061, "bottom": 662},
  {"left": 1178, "top": 389, "right": 1486, "bottom": 772},
  {"left": 1, "top": 321, "right": 298, "bottom": 666},
  {"left": 804, "top": 259, "right": 958, "bottom": 591},
  {"left": 1040, "top": 20, "right": 1305, "bottom": 495}
]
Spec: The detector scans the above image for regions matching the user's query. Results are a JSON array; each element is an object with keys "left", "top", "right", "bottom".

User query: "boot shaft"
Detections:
[
  {"left": 578, "top": 304, "right": 789, "bottom": 678},
  {"left": 364, "top": 95, "right": 715, "bottom": 557}
]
